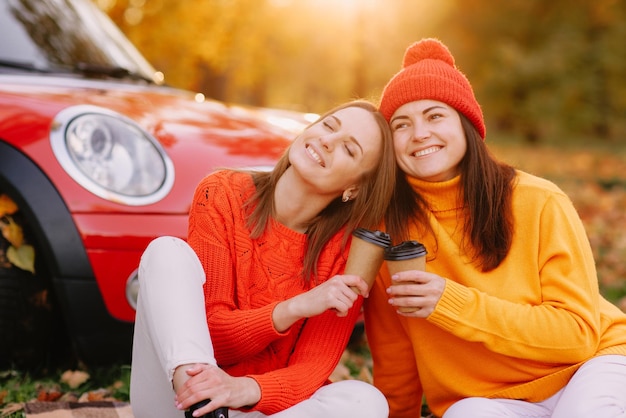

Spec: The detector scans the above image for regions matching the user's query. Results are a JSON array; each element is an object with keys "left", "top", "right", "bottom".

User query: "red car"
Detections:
[{"left": 0, "top": 0, "right": 311, "bottom": 368}]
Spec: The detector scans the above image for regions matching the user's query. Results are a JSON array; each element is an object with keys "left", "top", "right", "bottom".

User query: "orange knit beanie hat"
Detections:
[{"left": 379, "top": 38, "right": 486, "bottom": 139}]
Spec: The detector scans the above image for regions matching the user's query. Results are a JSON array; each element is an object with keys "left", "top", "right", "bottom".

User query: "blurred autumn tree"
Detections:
[
  {"left": 94, "top": 0, "right": 626, "bottom": 143},
  {"left": 443, "top": 0, "right": 626, "bottom": 143},
  {"left": 93, "top": 0, "right": 450, "bottom": 110}
]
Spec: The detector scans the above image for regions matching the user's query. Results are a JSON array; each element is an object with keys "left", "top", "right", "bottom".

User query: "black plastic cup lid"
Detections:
[
  {"left": 384, "top": 240, "right": 427, "bottom": 260},
  {"left": 352, "top": 228, "right": 391, "bottom": 248}
]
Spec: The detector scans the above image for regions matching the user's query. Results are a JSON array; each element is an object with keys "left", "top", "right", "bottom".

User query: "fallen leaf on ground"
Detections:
[
  {"left": 79, "top": 389, "right": 114, "bottom": 402},
  {"left": 37, "top": 388, "right": 62, "bottom": 402},
  {"left": 0, "top": 402, "right": 24, "bottom": 417},
  {"left": 60, "top": 370, "right": 90, "bottom": 389},
  {"left": 329, "top": 362, "right": 352, "bottom": 382}
]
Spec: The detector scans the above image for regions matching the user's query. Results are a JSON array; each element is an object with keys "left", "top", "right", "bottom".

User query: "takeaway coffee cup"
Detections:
[
  {"left": 344, "top": 228, "right": 391, "bottom": 295},
  {"left": 384, "top": 240, "right": 428, "bottom": 313}
]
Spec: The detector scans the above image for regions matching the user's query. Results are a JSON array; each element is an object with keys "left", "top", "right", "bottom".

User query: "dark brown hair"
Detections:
[
  {"left": 245, "top": 100, "right": 396, "bottom": 282},
  {"left": 385, "top": 114, "right": 516, "bottom": 272}
]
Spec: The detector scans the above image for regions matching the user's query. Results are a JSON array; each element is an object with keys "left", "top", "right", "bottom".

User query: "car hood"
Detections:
[{"left": 0, "top": 75, "right": 304, "bottom": 214}]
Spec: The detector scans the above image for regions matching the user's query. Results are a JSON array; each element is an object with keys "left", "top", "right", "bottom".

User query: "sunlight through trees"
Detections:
[{"left": 96, "top": 0, "right": 626, "bottom": 143}]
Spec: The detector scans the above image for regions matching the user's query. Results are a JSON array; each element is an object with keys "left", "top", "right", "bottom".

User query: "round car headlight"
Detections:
[{"left": 50, "top": 105, "right": 174, "bottom": 206}]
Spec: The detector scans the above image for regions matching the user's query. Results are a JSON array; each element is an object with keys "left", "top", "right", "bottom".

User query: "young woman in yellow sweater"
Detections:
[
  {"left": 130, "top": 100, "right": 396, "bottom": 418},
  {"left": 365, "top": 38, "right": 626, "bottom": 418}
]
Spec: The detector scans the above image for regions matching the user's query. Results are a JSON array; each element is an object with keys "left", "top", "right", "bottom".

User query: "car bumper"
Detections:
[{"left": 72, "top": 212, "right": 189, "bottom": 322}]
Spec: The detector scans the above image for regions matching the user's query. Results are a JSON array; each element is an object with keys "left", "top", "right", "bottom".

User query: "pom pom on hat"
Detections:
[
  {"left": 402, "top": 38, "right": 455, "bottom": 68},
  {"left": 379, "top": 38, "right": 486, "bottom": 139}
]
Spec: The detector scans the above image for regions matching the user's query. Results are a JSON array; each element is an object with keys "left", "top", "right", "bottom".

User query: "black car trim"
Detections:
[
  {"left": 0, "top": 140, "right": 133, "bottom": 364},
  {"left": 0, "top": 140, "right": 91, "bottom": 277}
]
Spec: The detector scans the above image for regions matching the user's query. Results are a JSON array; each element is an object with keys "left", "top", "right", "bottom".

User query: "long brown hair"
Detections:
[
  {"left": 385, "top": 114, "right": 516, "bottom": 272},
  {"left": 245, "top": 100, "right": 396, "bottom": 282}
]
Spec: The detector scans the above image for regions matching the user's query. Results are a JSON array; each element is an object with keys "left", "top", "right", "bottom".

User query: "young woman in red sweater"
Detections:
[
  {"left": 130, "top": 100, "right": 396, "bottom": 418},
  {"left": 365, "top": 38, "right": 626, "bottom": 418}
]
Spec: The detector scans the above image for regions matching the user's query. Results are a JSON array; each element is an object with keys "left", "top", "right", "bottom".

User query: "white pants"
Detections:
[
  {"left": 443, "top": 354, "right": 626, "bottom": 418},
  {"left": 130, "top": 236, "right": 389, "bottom": 418}
]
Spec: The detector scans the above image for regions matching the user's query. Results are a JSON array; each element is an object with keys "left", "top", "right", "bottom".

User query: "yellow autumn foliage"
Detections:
[
  {"left": 0, "top": 194, "right": 36, "bottom": 273},
  {"left": 6, "top": 244, "right": 35, "bottom": 274},
  {"left": 1, "top": 216, "right": 24, "bottom": 248},
  {"left": 0, "top": 194, "right": 18, "bottom": 217}
]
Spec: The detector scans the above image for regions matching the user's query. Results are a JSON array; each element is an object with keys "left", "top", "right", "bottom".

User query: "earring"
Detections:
[{"left": 342, "top": 192, "right": 351, "bottom": 202}]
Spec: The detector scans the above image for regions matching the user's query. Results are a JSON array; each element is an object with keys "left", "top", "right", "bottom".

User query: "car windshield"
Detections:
[{"left": 0, "top": 0, "right": 159, "bottom": 83}]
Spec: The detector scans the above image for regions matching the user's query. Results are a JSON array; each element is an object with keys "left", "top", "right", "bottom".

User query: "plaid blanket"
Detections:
[{"left": 23, "top": 402, "right": 133, "bottom": 418}]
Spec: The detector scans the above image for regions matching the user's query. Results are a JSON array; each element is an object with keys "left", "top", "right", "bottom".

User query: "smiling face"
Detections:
[
  {"left": 288, "top": 106, "right": 383, "bottom": 197},
  {"left": 390, "top": 99, "right": 467, "bottom": 182}
]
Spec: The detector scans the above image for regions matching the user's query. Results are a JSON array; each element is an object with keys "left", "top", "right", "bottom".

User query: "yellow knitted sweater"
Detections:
[{"left": 364, "top": 170, "right": 626, "bottom": 418}]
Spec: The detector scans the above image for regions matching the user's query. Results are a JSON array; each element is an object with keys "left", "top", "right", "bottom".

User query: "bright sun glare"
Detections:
[{"left": 269, "top": 0, "right": 377, "bottom": 9}]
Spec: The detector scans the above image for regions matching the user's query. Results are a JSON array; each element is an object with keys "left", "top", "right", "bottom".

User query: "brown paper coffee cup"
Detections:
[
  {"left": 384, "top": 241, "right": 427, "bottom": 313},
  {"left": 344, "top": 228, "right": 391, "bottom": 295}
]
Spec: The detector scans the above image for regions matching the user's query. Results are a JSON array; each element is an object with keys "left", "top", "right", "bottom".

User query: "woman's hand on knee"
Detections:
[{"left": 175, "top": 364, "right": 261, "bottom": 412}]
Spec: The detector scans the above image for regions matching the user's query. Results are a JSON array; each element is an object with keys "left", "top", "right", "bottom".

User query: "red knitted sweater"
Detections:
[{"left": 187, "top": 170, "right": 360, "bottom": 414}]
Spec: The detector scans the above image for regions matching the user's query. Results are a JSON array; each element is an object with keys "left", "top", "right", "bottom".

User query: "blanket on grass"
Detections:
[{"left": 23, "top": 402, "right": 133, "bottom": 418}]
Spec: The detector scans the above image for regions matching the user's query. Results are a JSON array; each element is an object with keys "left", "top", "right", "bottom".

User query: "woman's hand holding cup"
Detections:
[
  {"left": 384, "top": 241, "right": 438, "bottom": 315},
  {"left": 387, "top": 269, "right": 445, "bottom": 317}
]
